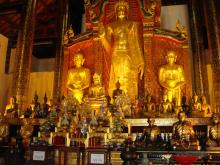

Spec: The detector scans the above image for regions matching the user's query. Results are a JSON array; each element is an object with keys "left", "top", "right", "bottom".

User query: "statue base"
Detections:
[{"left": 206, "top": 147, "right": 220, "bottom": 151}]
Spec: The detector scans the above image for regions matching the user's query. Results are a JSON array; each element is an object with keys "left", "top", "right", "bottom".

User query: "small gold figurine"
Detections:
[
  {"left": 4, "top": 97, "right": 18, "bottom": 119},
  {"left": 201, "top": 96, "right": 211, "bottom": 117},
  {"left": 88, "top": 73, "right": 107, "bottom": 116},
  {"left": 67, "top": 53, "right": 91, "bottom": 104}
]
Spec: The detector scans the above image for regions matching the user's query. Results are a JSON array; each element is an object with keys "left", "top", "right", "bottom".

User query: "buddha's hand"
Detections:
[{"left": 138, "top": 64, "right": 144, "bottom": 79}]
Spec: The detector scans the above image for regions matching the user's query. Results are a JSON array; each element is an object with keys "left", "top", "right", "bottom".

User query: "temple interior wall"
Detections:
[{"left": 0, "top": 34, "right": 9, "bottom": 114}]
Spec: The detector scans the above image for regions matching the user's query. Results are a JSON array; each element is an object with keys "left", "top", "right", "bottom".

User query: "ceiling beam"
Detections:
[{"left": 0, "top": 1, "right": 24, "bottom": 16}]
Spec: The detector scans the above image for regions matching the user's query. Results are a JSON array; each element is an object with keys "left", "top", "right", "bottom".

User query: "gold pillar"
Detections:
[
  {"left": 13, "top": 0, "right": 37, "bottom": 112},
  {"left": 203, "top": 0, "right": 220, "bottom": 111},
  {"left": 53, "top": 0, "right": 69, "bottom": 101},
  {"left": 188, "top": 0, "right": 209, "bottom": 96}
]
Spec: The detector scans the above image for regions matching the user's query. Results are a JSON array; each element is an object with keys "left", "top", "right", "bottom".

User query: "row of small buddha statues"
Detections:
[
  {"left": 4, "top": 92, "right": 52, "bottom": 119},
  {"left": 143, "top": 93, "right": 211, "bottom": 118}
]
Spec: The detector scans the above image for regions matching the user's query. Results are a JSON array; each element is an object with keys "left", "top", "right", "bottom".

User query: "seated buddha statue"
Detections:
[
  {"left": 206, "top": 113, "right": 220, "bottom": 148},
  {"left": 159, "top": 94, "right": 172, "bottom": 114},
  {"left": 112, "top": 81, "right": 123, "bottom": 100},
  {"left": 88, "top": 73, "right": 107, "bottom": 116},
  {"left": 190, "top": 94, "right": 202, "bottom": 117},
  {"left": 0, "top": 117, "right": 9, "bottom": 142},
  {"left": 143, "top": 95, "right": 156, "bottom": 116},
  {"left": 67, "top": 53, "right": 91, "bottom": 104},
  {"left": 20, "top": 119, "right": 34, "bottom": 146},
  {"left": 159, "top": 51, "right": 185, "bottom": 106},
  {"left": 201, "top": 96, "right": 211, "bottom": 117},
  {"left": 171, "top": 111, "right": 199, "bottom": 149},
  {"left": 4, "top": 96, "right": 18, "bottom": 119}
]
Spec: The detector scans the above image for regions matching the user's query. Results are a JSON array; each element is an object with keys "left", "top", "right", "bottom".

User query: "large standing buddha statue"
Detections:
[{"left": 99, "top": 0, "right": 144, "bottom": 99}]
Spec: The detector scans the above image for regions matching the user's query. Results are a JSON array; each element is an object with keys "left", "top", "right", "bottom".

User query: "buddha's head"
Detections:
[
  {"left": 201, "top": 95, "right": 207, "bottom": 104},
  {"left": 115, "top": 81, "right": 121, "bottom": 89},
  {"left": 166, "top": 51, "right": 177, "bottom": 64},
  {"left": 193, "top": 93, "right": 198, "bottom": 102},
  {"left": 73, "top": 53, "right": 85, "bottom": 68},
  {"left": 162, "top": 94, "right": 167, "bottom": 102},
  {"left": 147, "top": 95, "right": 152, "bottom": 102},
  {"left": 114, "top": 0, "right": 129, "bottom": 20},
  {"left": 212, "top": 113, "right": 219, "bottom": 124},
  {"left": 147, "top": 117, "right": 155, "bottom": 127},
  {"left": 9, "top": 97, "right": 15, "bottom": 104},
  {"left": 93, "top": 73, "right": 102, "bottom": 85},
  {"left": 178, "top": 111, "right": 186, "bottom": 122}
]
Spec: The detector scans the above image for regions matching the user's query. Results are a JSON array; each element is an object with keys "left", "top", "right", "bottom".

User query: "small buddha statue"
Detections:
[
  {"left": 158, "top": 51, "right": 185, "bottom": 106},
  {"left": 171, "top": 111, "right": 199, "bottom": 149},
  {"left": 159, "top": 94, "right": 172, "bottom": 114},
  {"left": 190, "top": 94, "right": 202, "bottom": 117},
  {"left": 67, "top": 53, "right": 91, "bottom": 104},
  {"left": 0, "top": 117, "right": 9, "bottom": 142},
  {"left": 4, "top": 96, "right": 18, "bottom": 119},
  {"left": 201, "top": 96, "right": 211, "bottom": 117},
  {"left": 29, "top": 92, "right": 43, "bottom": 118},
  {"left": 192, "top": 94, "right": 201, "bottom": 111},
  {"left": 142, "top": 117, "right": 161, "bottom": 147},
  {"left": 206, "top": 113, "right": 220, "bottom": 148},
  {"left": 89, "top": 73, "right": 105, "bottom": 100},
  {"left": 20, "top": 119, "right": 34, "bottom": 146},
  {"left": 145, "top": 95, "right": 156, "bottom": 112},
  {"left": 43, "top": 93, "right": 50, "bottom": 117},
  {"left": 112, "top": 81, "right": 123, "bottom": 100},
  {"left": 88, "top": 73, "right": 107, "bottom": 116}
]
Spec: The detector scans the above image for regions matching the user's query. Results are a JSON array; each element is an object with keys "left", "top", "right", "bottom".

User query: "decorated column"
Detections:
[
  {"left": 13, "top": 0, "right": 37, "bottom": 112},
  {"left": 188, "top": 0, "right": 209, "bottom": 96},
  {"left": 203, "top": 0, "right": 220, "bottom": 111},
  {"left": 53, "top": 0, "right": 69, "bottom": 101}
]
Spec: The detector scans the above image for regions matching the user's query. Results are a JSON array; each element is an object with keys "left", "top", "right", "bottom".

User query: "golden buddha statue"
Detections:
[
  {"left": 171, "top": 111, "right": 199, "bottom": 149},
  {"left": 206, "top": 113, "right": 220, "bottom": 148},
  {"left": 67, "top": 53, "right": 91, "bottom": 104},
  {"left": 145, "top": 95, "right": 156, "bottom": 112},
  {"left": 0, "top": 117, "right": 9, "bottom": 141},
  {"left": 88, "top": 73, "right": 107, "bottom": 116},
  {"left": 159, "top": 94, "right": 172, "bottom": 114},
  {"left": 99, "top": 0, "right": 144, "bottom": 99},
  {"left": 20, "top": 119, "right": 34, "bottom": 145},
  {"left": 190, "top": 94, "right": 202, "bottom": 117},
  {"left": 89, "top": 73, "right": 105, "bottom": 100},
  {"left": 158, "top": 51, "right": 185, "bottom": 106},
  {"left": 201, "top": 96, "right": 211, "bottom": 117},
  {"left": 4, "top": 97, "right": 18, "bottom": 119}
]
